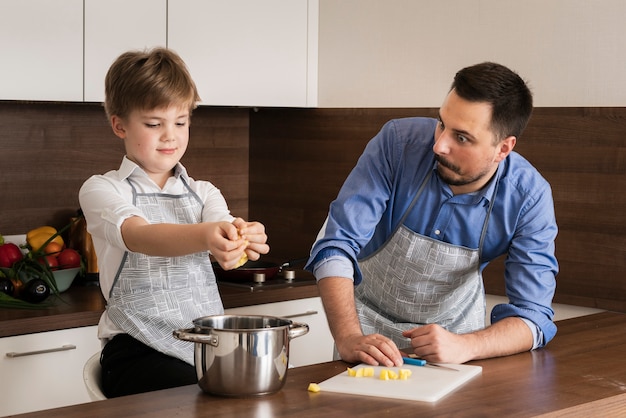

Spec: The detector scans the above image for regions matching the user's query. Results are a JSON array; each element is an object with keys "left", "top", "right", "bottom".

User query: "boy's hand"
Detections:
[
  {"left": 232, "top": 218, "right": 270, "bottom": 262},
  {"left": 206, "top": 221, "right": 246, "bottom": 270},
  {"left": 210, "top": 219, "right": 269, "bottom": 270}
]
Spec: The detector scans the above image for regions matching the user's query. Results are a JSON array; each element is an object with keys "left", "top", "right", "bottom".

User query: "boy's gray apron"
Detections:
[
  {"left": 107, "top": 178, "right": 223, "bottom": 365},
  {"left": 355, "top": 169, "right": 499, "bottom": 349}
]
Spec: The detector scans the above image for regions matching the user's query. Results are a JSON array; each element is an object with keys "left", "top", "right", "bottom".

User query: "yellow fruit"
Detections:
[
  {"left": 233, "top": 252, "right": 248, "bottom": 268},
  {"left": 307, "top": 383, "right": 321, "bottom": 393},
  {"left": 379, "top": 369, "right": 401, "bottom": 380},
  {"left": 399, "top": 369, "right": 412, "bottom": 380},
  {"left": 27, "top": 226, "right": 64, "bottom": 252},
  {"left": 347, "top": 366, "right": 375, "bottom": 378}
]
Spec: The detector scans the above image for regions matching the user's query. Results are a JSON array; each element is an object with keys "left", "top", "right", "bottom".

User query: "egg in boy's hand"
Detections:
[
  {"left": 232, "top": 228, "right": 249, "bottom": 268},
  {"left": 233, "top": 252, "right": 248, "bottom": 269}
]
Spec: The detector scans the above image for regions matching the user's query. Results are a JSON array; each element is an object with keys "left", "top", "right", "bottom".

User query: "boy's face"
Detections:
[{"left": 111, "top": 105, "right": 190, "bottom": 186}]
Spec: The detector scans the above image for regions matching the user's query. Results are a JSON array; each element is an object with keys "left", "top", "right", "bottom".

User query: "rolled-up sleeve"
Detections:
[{"left": 491, "top": 178, "right": 558, "bottom": 347}]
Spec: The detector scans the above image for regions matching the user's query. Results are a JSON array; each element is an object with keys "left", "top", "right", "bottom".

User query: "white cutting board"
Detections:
[{"left": 318, "top": 363, "right": 481, "bottom": 402}]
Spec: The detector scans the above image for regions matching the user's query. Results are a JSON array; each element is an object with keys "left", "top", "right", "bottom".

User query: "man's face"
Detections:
[{"left": 433, "top": 89, "right": 513, "bottom": 194}]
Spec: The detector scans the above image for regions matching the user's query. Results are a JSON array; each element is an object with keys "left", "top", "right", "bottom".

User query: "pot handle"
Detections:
[
  {"left": 288, "top": 322, "right": 309, "bottom": 340},
  {"left": 173, "top": 328, "right": 219, "bottom": 346}
]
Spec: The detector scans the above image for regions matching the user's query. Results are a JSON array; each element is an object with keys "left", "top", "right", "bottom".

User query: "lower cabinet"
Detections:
[
  {"left": 0, "top": 325, "right": 101, "bottom": 417},
  {"left": 0, "top": 298, "right": 333, "bottom": 416},
  {"left": 225, "top": 297, "right": 334, "bottom": 367}
]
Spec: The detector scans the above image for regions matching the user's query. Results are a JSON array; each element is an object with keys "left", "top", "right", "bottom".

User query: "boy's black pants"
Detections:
[{"left": 100, "top": 333, "right": 197, "bottom": 398}]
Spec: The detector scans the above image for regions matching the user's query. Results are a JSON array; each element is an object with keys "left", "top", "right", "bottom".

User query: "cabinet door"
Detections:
[
  {"left": 0, "top": 0, "right": 83, "bottom": 101},
  {"left": 0, "top": 326, "right": 100, "bottom": 416},
  {"left": 84, "top": 0, "right": 167, "bottom": 103},
  {"left": 168, "top": 0, "right": 312, "bottom": 107},
  {"left": 225, "top": 297, "right": 334, "bottom": 367}
]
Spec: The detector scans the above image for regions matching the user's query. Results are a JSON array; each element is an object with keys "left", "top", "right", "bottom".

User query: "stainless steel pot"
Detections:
[{"left": 173, "top": 315, "right": 309, "bottom": 396}]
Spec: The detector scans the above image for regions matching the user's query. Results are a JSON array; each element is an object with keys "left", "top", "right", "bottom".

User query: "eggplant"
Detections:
[
  {"left": 21, "top": 278, "right": 50, "bottom": 303},
  {"left": 0, "top": 277, "right": 14, "bottom": 296}
]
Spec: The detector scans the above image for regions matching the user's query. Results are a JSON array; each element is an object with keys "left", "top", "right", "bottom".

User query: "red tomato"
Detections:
[
  {"left": 38, "top": 255, "right": 59, "bottom": 270},
  {"left": 56, "top": 248, "right": 81, "bottom": 269},
  {"left": 0, "top": 243, "right": 24, "bottom": 268}
]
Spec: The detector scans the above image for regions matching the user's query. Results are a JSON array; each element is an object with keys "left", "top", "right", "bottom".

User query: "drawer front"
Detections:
[{"left": 0, "top": 326, "right": 100, "bottom": 416}]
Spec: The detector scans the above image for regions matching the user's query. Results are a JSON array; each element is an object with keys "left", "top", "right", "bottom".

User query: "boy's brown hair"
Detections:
[{"left": 104, "top": 47, "right": 200, "bottom": 119}]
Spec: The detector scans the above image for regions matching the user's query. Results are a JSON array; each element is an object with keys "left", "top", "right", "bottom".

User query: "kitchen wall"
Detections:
[
  {"left": 0, "top": 102, "right": 249, "bottom": 235},
  {"left": 317, "top": 0, "right": 626, "bottom": 107},
  {"left": 249, "top": 106, "right": 626, "bottom": 313},
  {"left": 1, "top": 101, "right": 625, "bottom": 312}
]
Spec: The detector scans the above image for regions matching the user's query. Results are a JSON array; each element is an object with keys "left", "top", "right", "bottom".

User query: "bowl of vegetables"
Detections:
[
  {"left": 0, "top": 223, "right": 84, "bottom": 306},
  {"left": 51, "top": 267, "right": 81, "bottom": 292}
]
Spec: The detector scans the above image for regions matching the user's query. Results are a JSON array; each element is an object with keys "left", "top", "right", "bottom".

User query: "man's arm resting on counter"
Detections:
[
  {"left": 319, "top": 276, "right": 534, "bottom": 366},
  {"left": 317, "top": 276, "right": 404, "bottom": 367},
  {"left": 402, "top": 316, "right": 534, "bottom": 364}
]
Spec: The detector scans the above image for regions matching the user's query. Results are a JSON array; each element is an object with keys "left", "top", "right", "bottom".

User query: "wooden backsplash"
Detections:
[
  {"left": 1, "top": 102, "right": 625, "bottom": 312},
  {"left": 250, "top": 107, "right": 626, "bottom": 313},
  {"left": 0, "top": 102, "right": 249, "bottom": 235}
]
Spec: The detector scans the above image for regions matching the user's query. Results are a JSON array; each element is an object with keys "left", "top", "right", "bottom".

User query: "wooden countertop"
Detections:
[
  {"left": 0, "top": 273, "right": 320, "bottom": 338},
  {"left": 12, "top": 311, "right": 626, "bottom": 417}
]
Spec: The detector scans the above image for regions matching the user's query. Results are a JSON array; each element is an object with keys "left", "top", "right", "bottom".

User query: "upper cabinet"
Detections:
[
  {"left": 0, "top": 0, "right": 83, "bottom": 102},
  {"left": 3, "top": 2, "right": 624, "bottom": 108},
  {"left": 168, "top": 0, "right": 317, "bottom": 107},
  {"left": 84, "top": 0, "right": 167, "bottom": 103},
  {"left": 0, "top": 0, "right": 317, "bottom": 107}
]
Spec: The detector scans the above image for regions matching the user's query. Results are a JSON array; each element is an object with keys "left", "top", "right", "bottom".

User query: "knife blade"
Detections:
[{"left": 402, "top": 356, "right": 459, "bottom": 372}]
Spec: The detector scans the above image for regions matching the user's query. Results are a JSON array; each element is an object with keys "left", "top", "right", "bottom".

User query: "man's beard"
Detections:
[{"left": 435, "top": 154, "right": 492, "bottom": 187}]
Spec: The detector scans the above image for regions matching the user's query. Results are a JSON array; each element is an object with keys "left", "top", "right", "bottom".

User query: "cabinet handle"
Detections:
[
  {"left": 5, "top": 344, "right": 77, "bottom": 358},
  {"left": 282, "top": 310, "right": 318, "bottom": 319}
]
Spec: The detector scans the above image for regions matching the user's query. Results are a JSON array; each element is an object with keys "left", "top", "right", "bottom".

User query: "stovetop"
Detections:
[{"left": 217, "top": 271, "right": 316, "bottom": 292}]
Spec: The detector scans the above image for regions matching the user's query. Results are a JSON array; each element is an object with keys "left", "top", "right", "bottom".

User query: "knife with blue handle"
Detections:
[{"left": 402, "top": 356, "right": 458, "bottom": 371}]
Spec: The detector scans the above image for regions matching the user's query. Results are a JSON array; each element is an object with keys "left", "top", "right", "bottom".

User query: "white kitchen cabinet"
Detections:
[
  {"left": 0, "top": 0, "right": 318, "bottom": 106},
  {"left": 225, "top": 297, "right": 334, "bottom": 367},
  {"left": 84, "top": 0, "right": 167, "bottom": 103},
  {"left": 0, "top": 326, "right": 101, "bottom": 417},
  {"left": 0, "top": 0, "right": 83, "bottom": 101},
  {"left": 168, "top": 0, "right": 318, "bottom": 107}
]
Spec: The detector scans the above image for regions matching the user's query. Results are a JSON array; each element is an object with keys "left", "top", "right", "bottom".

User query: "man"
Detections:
[{"left": 305, "top": 62, "right": 558, "bottom": 368}]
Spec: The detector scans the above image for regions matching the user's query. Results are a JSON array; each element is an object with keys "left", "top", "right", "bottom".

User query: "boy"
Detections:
[{"left": 79, "top": 48, "right": 269, "bottom": 397}]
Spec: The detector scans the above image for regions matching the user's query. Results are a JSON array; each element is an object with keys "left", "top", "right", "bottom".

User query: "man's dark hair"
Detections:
[{"left": 451, "top": 62, "right": 533, "bottom": 142}]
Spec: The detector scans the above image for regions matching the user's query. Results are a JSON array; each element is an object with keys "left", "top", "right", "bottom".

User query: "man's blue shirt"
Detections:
[{"left": 306, "top": 117, "right": 558, "bottom": 346}]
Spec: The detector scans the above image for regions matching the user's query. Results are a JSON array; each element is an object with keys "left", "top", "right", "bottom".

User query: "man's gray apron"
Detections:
[
  {"left": 355, "top": 169, "right": 499, "bottom": 349},
  {"left": 107, "top": 178, "right": 223, "bottom": 365}
]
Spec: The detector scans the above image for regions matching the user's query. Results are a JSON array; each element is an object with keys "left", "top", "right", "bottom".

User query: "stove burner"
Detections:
[{"left": 218, "top": 270, "right": 316, "bottom": 292}]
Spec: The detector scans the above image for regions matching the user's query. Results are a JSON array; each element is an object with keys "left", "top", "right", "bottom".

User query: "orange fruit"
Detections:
[{"left": 43, "top": 242, "right": 63, "bottom": 256}]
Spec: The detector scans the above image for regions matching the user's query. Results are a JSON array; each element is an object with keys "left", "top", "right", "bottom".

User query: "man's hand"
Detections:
[
  {"left": 335, "top": 332, "right": 404, "bottom": 368},
  {"left": 402, "top": 324, "right": 473, "bottom": 364},
  {"left": 317, "top": 276, "right": 404, "bottom": 367},
  {"left": 402, "top": 317, "right": 534, "bottom": 364}
]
